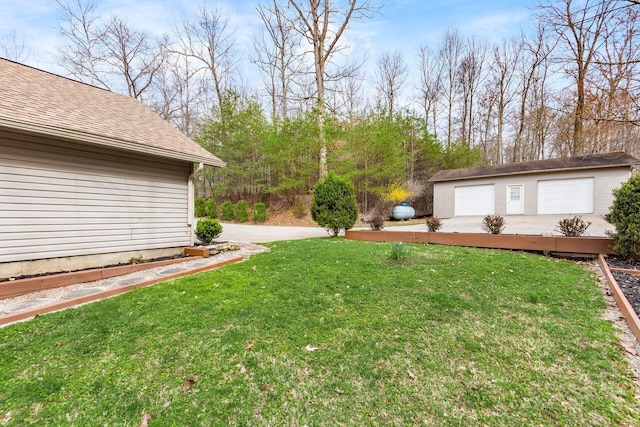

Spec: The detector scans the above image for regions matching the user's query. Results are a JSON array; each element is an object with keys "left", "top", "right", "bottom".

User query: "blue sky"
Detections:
[
  {"left": 0, "top": 0, "right": 537, "bottom": 100},
  {"left": 1, "top": 1, "right": 536, "bottom": 68}
]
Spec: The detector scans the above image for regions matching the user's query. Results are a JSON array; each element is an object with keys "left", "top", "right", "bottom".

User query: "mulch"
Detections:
[{"left": 608, "top": 257, "right": 640, "bottom": 316}]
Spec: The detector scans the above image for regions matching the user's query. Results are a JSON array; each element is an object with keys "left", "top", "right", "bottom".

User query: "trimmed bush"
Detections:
[
  {"left": 253, "top": 203, "right": 267, "bottom": 223},
  {"left": 482, "top": 214, "right": 506, "bottom": 234},
  {"left": 235, "top": 200, "right": 249, "bottom": 223},
  {"left": 194, "top": 197, "right": 206, "bottom": 218},
  {"left": 205, "top": 199, "right": 218, "bottom": 219},
  {"left": 606, "top": 174, "right": 640, "bottom": 260},
  {"left": 195, "top": 218, "right": 223, "bottom": 245},
  {"left": 311, "top": 172, "right": 358, "bottom": 237},
  {"left": 220, "top": 201, "right": 234, "bottom": 221},
  {"left": 555, "top": 215, "right": 591, "bottom": 237}
]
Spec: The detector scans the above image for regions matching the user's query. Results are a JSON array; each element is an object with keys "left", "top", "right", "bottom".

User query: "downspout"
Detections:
[{"left": 188, "top": 162, "right": 204, "bottom": 246}]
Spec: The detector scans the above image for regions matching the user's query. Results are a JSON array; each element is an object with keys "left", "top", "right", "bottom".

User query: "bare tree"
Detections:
[
  {"left": 512, "top": 26, "right": 553, "bottom": 161},
  {"left": 489, "top": 38, "right": 520, "bottom": 164},
  {"left": 439, "top": 29, "right": 464, "bottom": 147},
  {"left": 175, "top": 5, "right": 238, "bottom": 117},
  {"left": 287, "top": 0, "right": 380, "bottom": 177},
  {"left": 539, "top": 0, "right": 619, "bottom": 155},
  {"left": 150, "top": 52, "right": 209, "bottom": 137},
  {"left": 253, "top": 0, "right": 305, "bottom": 122},
  {"left": 457, "top": 37, "right": 487, "bottom": 146},
  {"left": 375, "top": 50, "right": 407, "bottom": 117},
  {"left": 56, "top": 0, "right": 107, "bottom": 87},
  {"left": 330, "top": 69, "right": 366, "bottom": 121},
  {"left": 101, "top": 16, "right": 166, "bottom": 100},
  {"left": 0, "top": 30, "right": 31, "bottom": 62},
  {"left": 417, "top": 44, "right": 443, "bottom": 137}
]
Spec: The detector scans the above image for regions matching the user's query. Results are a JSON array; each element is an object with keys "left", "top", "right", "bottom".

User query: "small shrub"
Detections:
[
  {"left": 426, "top": 216, "right": 443, "bottom": 232},
  {"left": 293, "top": 199, "right": 307, "bottom": 219},
  {"left": 482, "top": 214, "right": 506, "bottom": 234},
  {"left": 369, "top": 215, "right": 385, "bottom": 230},
  {"left": 311, "top": 172, "right": 359, "bottom": 237},
  {"left": 194, "top": 197, "right": 206, "bottom": 217},
  {"left": 390, "top": 242, "right": 410, "bottom": 260},
  {"left": 195, "top": 218, "right": 223, "bottom": 245},
  {"left": 220, "top": 201, "right": 234, "bottom": 221},
  {"left": 235, "top": 200, "right": 249, "bottom": 223},
  {"left": 205, "top": 199, "right": 218, "bottom": 219},
  {"left": 606, "top": 174, "right": 640, "bottom": 260},
  {"left": 555, "top": 215, "right": 591, "bottom": 237},
  {"left": 253, "top": 202, "right": 267, "bottom": 223}
]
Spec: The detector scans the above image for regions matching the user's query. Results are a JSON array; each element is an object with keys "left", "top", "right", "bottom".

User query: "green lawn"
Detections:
[{"left": 1, "top": 239, "right": 638, "bottom": 426}]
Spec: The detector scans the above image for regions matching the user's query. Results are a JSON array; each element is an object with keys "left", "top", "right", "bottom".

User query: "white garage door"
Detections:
[
  {"left": 537, "top": 178, "right": 594, "bottom": 214},
  {"left": 455, "top": 184, "right": 495, "bottom": 216}
]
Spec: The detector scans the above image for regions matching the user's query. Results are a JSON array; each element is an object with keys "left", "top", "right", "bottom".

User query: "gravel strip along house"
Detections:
[{"left": 0, "top": 58, "right": 225, "bottom": 280}]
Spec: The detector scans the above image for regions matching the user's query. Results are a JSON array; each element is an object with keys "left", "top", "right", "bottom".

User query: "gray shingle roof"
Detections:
[
  {"left": 429, "top": 152, "right": 638, "bottom": 182},
  {"left": 0, "top": 58, "right": 224, "bottom": 167}
]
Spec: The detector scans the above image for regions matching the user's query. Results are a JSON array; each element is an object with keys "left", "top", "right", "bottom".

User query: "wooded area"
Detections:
[{"left": 4, "top": 0, "right": 640, "bottom": 215}]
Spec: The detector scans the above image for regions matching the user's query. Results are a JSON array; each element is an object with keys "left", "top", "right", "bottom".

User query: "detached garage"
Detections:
[{"left": 429, "top": 153, "right": 638, "bottom": 218}]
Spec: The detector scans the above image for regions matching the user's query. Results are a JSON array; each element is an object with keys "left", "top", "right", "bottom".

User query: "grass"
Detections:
[{"left": 1, "top": 239, "right": 639, "bottom": 426}]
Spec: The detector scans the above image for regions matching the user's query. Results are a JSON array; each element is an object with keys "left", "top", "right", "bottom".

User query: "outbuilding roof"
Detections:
[
  {"left": 429, "top": 152, "right": 638, "bottom": 182},
  {"left": 0, "top": 58, "right": 225, "bottom": 167}
]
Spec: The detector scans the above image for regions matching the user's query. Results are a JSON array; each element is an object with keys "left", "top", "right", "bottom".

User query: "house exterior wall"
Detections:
[
  {"left": 0, "top": 131, "right": 192, "bottom": 265},
  {"left": 432, "top": 167, "right": 631, "bottom": 218}
]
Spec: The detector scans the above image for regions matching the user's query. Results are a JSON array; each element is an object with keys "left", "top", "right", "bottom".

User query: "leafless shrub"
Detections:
[
  {"left": 555, "top": 215, "right": 591, "bottom": 237},
  {"left": 482, "top": 214, "right": 506, "bottom": 234}
]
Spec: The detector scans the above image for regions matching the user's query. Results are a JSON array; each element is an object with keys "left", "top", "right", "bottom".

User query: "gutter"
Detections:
[{"left": 0, "top": 117, "right": 226, "bottom": 167}]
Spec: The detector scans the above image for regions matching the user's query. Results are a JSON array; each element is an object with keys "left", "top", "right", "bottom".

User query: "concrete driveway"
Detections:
[
  {"left": 219, "top": 215, "right": 614, "bottom": 243},
  {"left": 219, "top": 223, "right": 330, "bottom": 243},
  {"left": 388, "top": 215, "right": 614, "bottom": 237}
]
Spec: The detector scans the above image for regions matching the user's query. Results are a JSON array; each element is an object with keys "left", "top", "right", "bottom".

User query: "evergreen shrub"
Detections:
[
  {"left": 220, "top": 201, "right": 235, "bottom": 221},
  {"left": 205, "top": 199, "right": 218, "bottom": 219},
  {"left": 311, "top": 172, "right": 358, "bottom": 237},
  {"left": 195, "top": 218, "right": 223, "bottom": 245},
  {"left": 235, "top": 200, "right": 249, "bottom": 223},
  {"left": 194, "top": 197, "right": 206, "bottom": 218},
  {"left": 606, "top": 174, "right": 640, "bottom": 260},
  {"left": 253, "top": 203, "right": 267, "bottom": 223}
]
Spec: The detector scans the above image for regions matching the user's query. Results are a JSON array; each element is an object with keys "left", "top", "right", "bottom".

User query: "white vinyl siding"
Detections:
[
  {"left": 454, "top": 184, "right": 495, "bottom": 216},
  {"left": 0, "top": 133, "right": 191, "bottom": 263},
  {"left": 537, "top": 178, "right": 594, "bottom": 214}
]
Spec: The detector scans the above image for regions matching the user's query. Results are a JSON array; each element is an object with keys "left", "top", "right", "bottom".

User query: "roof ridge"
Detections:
[{"left": 0, "top": 57, "right": 112, "bottom": 93}]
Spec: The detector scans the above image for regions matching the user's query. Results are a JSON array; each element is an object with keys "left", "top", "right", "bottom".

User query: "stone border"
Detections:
[
  {"left": 0, "top": 256, "right": 197, "bottom": 300},
  {"left": 0, "top": 256, "right": 243, "bottom": 326}
]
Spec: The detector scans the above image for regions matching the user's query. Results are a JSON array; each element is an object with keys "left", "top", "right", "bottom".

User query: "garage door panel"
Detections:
[
  {"left": 455, "top": 185, "right": 495, "bottom": 216},
  {"left": 537, "top": 178, "right": 593, "bottom": 214}
]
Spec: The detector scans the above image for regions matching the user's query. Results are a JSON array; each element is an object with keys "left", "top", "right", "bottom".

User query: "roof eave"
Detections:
[
  {"left": 0, "top": 117, "right": 226, "bottom": 168},
  {"left": 429, "top": 163, "right": 636, "bottom": 182}
]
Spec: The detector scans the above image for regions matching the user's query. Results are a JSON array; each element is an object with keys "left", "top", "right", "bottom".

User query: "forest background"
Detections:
[{"left": 3, "top": 0, "right": 640, "bottom": 216}]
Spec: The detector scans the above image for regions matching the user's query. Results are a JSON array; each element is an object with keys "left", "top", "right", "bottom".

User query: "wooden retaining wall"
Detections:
[{"left": 345, "top": 230, "right": 614, "bottom": 255}]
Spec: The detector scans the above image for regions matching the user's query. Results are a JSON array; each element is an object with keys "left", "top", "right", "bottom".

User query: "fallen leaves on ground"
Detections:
[
  {"left": 139, "top": 413, "right": 151, "bottom": 427},
  {"left": 181, "top": 379, "right": 196, "bottom": 391}
]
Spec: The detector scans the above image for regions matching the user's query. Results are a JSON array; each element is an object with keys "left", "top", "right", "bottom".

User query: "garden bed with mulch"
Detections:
[{"left": 608, "top": 257, "right": 640, "bottom": 316}]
